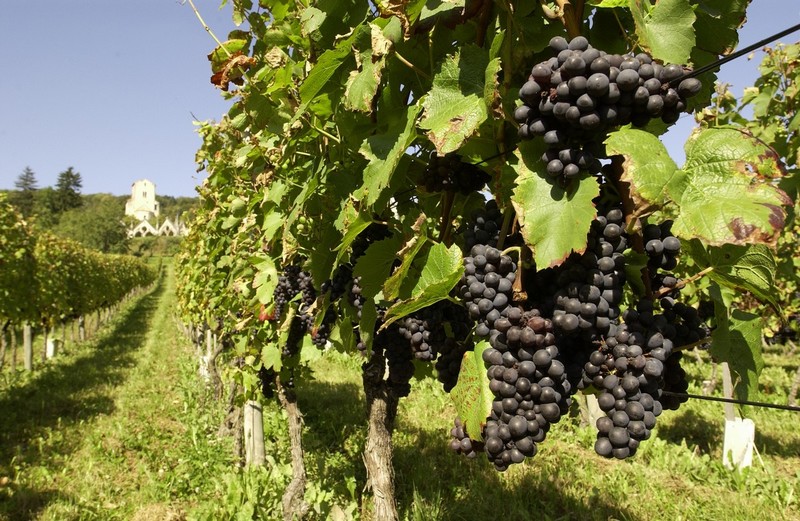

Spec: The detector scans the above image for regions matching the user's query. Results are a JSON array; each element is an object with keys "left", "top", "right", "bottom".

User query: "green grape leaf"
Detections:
[
  {"left": 345, "top": 53, "right": 384, "bottom": 112},
  {"left": 300, "top": 6, "right": 326, "bottom": 37},
  {"left": 629, "top": 0, "right": 696, "bottom": 65},
  {"left": 354, "top": 236, "right": 404, "bottom": 303},
  {"left": 251, "top": 255, "right": 279, "bottom": 305},
  {"left": 359, "top": 299, "right": 379, "bottom": 357},
  {"left": 382, "top": 242, "right": 463, "bottom": 328},
  {"left": 419, "top": 0, "right": 465, "bottom": 23},
  {"left": 685, "top": 239, "right": 779, "bottom": 310},
  {"left": 352, "top": 236, "right": 402, "bottom": 354},
  {"left": 383, "top": 216, "right": 429, "bottom": 301},
  {"left": 623, "top": 250, "right": 649, "bottom": 297},
  {"left": 345, "top": 25, "right": 391, "bottom": 114},
  {"left": 511, "top": 143, "right": 600, "bottom": 268},
  {"left": 450, "top": 340, "right": 493, "bottom": 441},
  {"left": 693, "top": 0, "right": 749, "bottom": 59},
  {"left": 356, "top": 103, "right": 422, "bottom": 206},
  {"left": 297, "top": 25, "right": 368, "bottom": 119},
  {"left": 709, "top": 292, "right": 764, "bottom": 402},
  {"left": 261, "top": 343, "right": 282, "bottom": 372},
  {"left": 333, "top": 204, "right": 374, "bottom": 268},
  {"left": 605, "top": 128, "right": 682, "bottom": 211},
  {"left": 589, "top": 0, "right": 629, "bottom": 7},
  {"left": 418, "top": 45, "right": 501, "bottom": 154},
  {"left": 672, "top": 127, "right": 791, "bottom": 247}
]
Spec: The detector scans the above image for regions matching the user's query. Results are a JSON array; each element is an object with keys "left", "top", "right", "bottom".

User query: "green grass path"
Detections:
[{"left": 0, "top": 265, "right": 228, "bottom": 521}]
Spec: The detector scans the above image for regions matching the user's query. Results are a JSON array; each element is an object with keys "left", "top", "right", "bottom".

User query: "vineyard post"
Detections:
[
  {"left": 10, "top": 327, "right": 17, "bottom": 373},
  {"left": 721, "top": 362, "right": 755, "bottom": 469},
  {"left": 243, "top": 400, "right": 266, "bottom": 466},
  {"left": 23, "top": 323, "right": 32, "bottom": 371},
  {"left": 78, "top": 315, "right": 85, "bottom": 342},
  {"left": 41, "top": 326, "right": 50, "bottom": 362},
  {"left": 0, "top": 326, "right": 6, "bottom": 370}
]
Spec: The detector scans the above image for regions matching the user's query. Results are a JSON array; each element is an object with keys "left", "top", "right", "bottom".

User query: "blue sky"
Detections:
[{"left": 0, "top": 0, "right": 793, "bottom": 197}]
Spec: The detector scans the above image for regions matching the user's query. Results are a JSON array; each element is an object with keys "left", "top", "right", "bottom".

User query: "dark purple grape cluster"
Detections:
[
  {"left": 375, "top": 322, "right": 416, "bottom": 397},
  {"left": 446, "top": 199, "right": 711, "bottom": 469},
  {"left": 515, "top": 36, "right": 701, "bottom": 181},
  {"left": 481, "top": 305, "right": 571, "bottom": 470},
  {"left": 422, "top": 152, "right": 492, "bottom": 194},
  {"left": 321, "top": 263, "right": 352, "bottom": 301},
  {"left": 642, "top": 220, "right": 682, "bottom": 293},
  {"left": 258, "top": 365, "right": 277, "bottom": 399},
  {"left": 456, "top": 244, "right": 517, "bottom": 339},
  {"left": 436, "top": 337, "right": 471, "bottom": 392},
  {"left": 552, "top": 207, "right": 628, "bottom": 337},
  {"left": 462, "top": 199, "right": 504, "bottom": 251},
  {"left": 449, "top": 418, "right": 483, "bottom": 459},
  {"left": 273, "top": 265, "right": 303, "bottom": 322},
  {"left": 581, "top": 295, "right": 702, "bottom": 459}
]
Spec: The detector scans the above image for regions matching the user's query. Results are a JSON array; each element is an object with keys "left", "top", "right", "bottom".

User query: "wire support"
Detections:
[
  {"left": 661, "top": 390, "right": 800, "bottom": 413},
  {"left": 672, "top": 22, "right": 800, "bottom": 85}
]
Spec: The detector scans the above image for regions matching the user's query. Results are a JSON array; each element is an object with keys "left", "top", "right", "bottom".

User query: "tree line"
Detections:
[{"left": 4, "top": 167, "right": 198, "bottom": 255}]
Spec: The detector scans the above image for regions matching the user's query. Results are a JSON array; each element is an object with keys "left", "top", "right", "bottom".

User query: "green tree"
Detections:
[
  {"left": 9, "top": 167, "right": 38, "bottom": 218},
  {"left": 32, "top": 187, "right": 59, "bottom": 229},
  {"left": 54, "top": 194, "right": 129, "bottom": 253},
  {"left": 54, "top": 167, "right": 83, "bottom": 213}
]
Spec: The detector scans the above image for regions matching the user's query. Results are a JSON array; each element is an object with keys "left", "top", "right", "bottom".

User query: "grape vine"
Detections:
[{"left": 175, "top": 1, "right": 791, "bottom": 518}]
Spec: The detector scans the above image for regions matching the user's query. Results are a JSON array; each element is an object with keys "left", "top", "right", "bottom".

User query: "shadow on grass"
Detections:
[
  {"left": 298, "top": 377, "right": 637, "bottom": 521},
  {"left": 755, "top": 429, "right": 800, "bottom": 459},
  {"left": 656, "top": 409, "right": 721, "bottom": 454},
  {"left": 0, "top": 278, "right": 164, "bottom": 491},
  {"left": 0, "top": 485, "right": 69, "bottom": 521}
]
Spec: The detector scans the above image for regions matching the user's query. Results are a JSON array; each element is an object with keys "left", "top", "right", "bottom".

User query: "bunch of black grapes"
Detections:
[
  {"left": 449, "top": 417, "right": 483, "bottom": 459},
  {"left": 422, "top": 152, "right": 492, "bottom": 194},
  {"left": 449, "top": 205, "right": 710, "bottom": 468},
  {"left": 456, "top": 244, "right": 517, "bottom": 339},
  {"left": 461, "top": 199, "right": 504, "bottom": 251},
  {"left": 319, "top": 223, "right": 392, "bottom": 354},
  {"left": 551, "top": 207, "right": 628, "bottom": 338},
  {"left": 642, "top": 220, "right": 682, "bottom": 293},
  {"left": 515, "top": 36, "right": 701, "bottom": 180}
]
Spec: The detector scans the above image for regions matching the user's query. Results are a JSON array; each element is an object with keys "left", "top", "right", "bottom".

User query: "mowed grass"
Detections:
[
  {"left": 1, "top": 263, "right": 798, "bottom": 520},
  {"left": 294, "top": 346, "right": 800, "bottom": 521},
  {"left": 0, "top": 265, "right": 233, "bottom": 520}
]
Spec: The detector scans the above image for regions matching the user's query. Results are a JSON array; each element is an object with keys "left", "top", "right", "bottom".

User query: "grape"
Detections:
[
  {"left": 449, "top": 418, "right": 484, "bottom": 459},
  {"left": 515, "top": 37, "right": 699, "bottom": 182},
  {"left": 422, "top": 152, "right": 491, "bottom": 194}
]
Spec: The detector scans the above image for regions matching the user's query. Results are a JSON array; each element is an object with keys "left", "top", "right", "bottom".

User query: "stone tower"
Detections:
[{"left": 124, "top": 179, "right": 160, "bottom": 221}]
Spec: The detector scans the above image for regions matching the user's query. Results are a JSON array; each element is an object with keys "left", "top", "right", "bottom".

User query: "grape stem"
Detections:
[
  {"left": 501, "top": 245, "right": 522, "bottom": 258},
  {"left": 496, "top": 204, "right": 515, "bottom": 250},
  {"left": 184, "top": 0, "right": 230, "bottom": 57},
  {"left": 394, "top": 51, "right": 431, "bottom": 80},
  {"left": 552, "top": 0, "right": 584, "bottom": 39},
  {"left": 653, "top": 266, "right": 715, "bottom": 299},
  {"left": 438, "top": 190, "right": 455, "bottom": 244},
  {"left": 511, "top": 246, "right": 530, "bottom": 303}
]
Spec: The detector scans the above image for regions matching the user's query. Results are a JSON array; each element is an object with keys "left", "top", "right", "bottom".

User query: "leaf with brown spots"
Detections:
[
  {"left": 671, "top": 127, "right": 791, "bottom": 247},
  {"left": 210, "top": 53, "right": 257, "bottom": 91},
  {"left": 418, "top": 45, "right": 500, "bottom": 154}
]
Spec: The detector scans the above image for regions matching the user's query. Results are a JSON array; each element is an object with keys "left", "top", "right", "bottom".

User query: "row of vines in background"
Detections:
[
  {"left": 175, "top": 1, "right": 797, "bottom": 519},
  {"left": 0, "top": 193, "right": 157, "bottom": 334}
]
